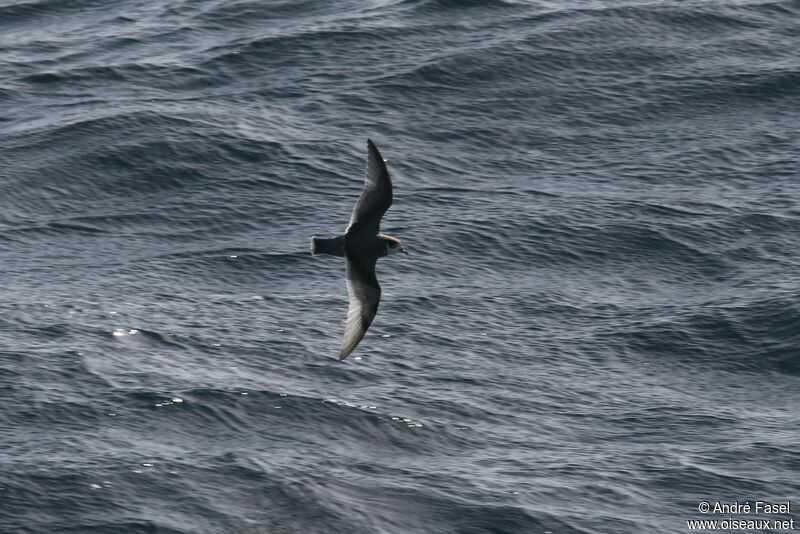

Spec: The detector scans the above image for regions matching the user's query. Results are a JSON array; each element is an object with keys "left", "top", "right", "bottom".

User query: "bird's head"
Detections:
[{"left": 382, "top": 235, "right": 408, "bottom": 257}]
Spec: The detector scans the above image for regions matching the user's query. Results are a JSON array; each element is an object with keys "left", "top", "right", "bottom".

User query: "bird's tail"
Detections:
[{"left": 310, "top": 235, "right": 346, "bottom": 257}]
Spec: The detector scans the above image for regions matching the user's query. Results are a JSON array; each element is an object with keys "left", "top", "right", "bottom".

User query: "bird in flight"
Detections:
[{"left": 311, "top": 139, "right": 407, "bottom": 361}]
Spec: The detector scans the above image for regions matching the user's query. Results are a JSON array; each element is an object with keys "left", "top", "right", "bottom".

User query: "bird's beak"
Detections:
[{"left": 401, "top": 248, "right": 409, "bottom": 255}]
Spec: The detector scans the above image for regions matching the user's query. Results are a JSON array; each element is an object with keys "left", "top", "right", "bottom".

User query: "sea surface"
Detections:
[{"left": 1, "top": 0, "right": 799, "bottom": 532}]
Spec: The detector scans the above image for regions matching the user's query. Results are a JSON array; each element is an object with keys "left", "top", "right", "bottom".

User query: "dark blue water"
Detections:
[{"left": 2, "top": 1, "right": 799, "bottom": 532}]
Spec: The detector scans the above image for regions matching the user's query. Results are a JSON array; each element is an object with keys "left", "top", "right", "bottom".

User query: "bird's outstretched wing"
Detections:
[
  {"left": 340, "top": 255, "right": 381, "bottom": 361},
  {"left": 346, "top": 139, "right": 393, "bottom": 236}
]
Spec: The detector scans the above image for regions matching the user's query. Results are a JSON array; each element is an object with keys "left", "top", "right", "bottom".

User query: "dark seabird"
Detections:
[{"left": 311, "top": 139, "right": 407, "bottom": 360}]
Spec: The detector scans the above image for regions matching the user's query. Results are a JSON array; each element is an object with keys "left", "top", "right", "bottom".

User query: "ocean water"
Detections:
[{"left": 1, "top": 0, "right": 799, "bottom": 532}]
